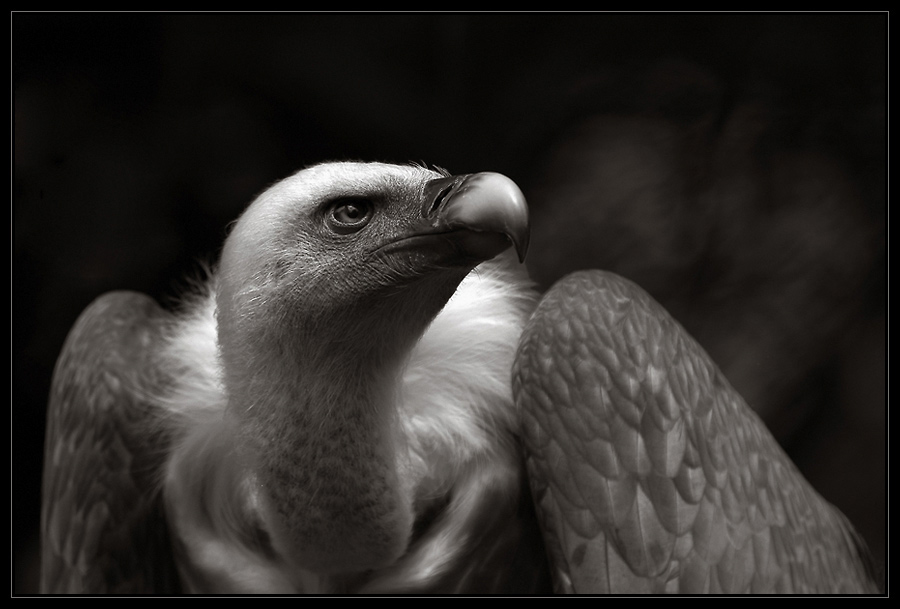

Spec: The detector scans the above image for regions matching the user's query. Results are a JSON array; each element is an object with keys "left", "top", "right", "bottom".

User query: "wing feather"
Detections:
[
  {"left": 513, "top": 270, "right": 878, "bottom": 594},
  {"left": 40, "top": 291, "right": 181, "bottom": 593}
]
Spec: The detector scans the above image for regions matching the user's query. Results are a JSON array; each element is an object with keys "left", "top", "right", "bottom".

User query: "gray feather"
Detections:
[
  {"left": 41, "top": 291, "right": 181, "bottom": 593},
  {"left": 514, "top": 270, "right": 878, "bottom": 594}
]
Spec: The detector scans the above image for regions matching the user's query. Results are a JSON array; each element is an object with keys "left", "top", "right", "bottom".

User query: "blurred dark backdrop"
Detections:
[{"left": 13, "top": 13, "right": 886, "bottom": 594}]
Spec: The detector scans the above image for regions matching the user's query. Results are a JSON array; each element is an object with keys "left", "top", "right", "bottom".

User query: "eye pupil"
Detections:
[{"left": 327, "top": 198, "right": 373, "bottom": 233}]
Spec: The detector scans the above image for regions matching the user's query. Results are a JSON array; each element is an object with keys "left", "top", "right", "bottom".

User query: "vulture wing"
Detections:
[
  {"left": 513, "top": 270, "right": 878, "bottom": 594},
  {"left": 40, "top": 291, "right": 181, "bottom": 594}
]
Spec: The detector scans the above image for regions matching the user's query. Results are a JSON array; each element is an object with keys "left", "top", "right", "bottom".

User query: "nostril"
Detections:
[{"left": 431, "top": 183, "right": 455, "bottom": 215}]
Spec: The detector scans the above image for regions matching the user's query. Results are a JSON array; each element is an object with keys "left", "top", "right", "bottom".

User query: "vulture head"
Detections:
[{"left": 169, "top": 161, "right": 533, "bottom": 585}]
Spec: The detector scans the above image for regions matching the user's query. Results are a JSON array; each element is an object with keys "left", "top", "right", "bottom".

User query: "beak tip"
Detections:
[
  {"left": 517, "top": 247, "right": 528, "bottom": 264},
  {"left": 514, "top": 232, "right": 529, "bottom": 263}
]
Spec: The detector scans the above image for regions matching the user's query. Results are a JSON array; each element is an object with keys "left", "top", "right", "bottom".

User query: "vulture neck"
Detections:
[{"left": 221, "top": 274, "right": 467, "bottom": 576}]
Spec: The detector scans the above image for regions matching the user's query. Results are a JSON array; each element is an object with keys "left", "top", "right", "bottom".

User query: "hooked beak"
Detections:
[{"left": 420, "top": 172, "right": 530, "bottom": 263}]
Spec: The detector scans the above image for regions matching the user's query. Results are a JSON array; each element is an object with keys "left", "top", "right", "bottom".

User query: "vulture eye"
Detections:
[{"left": 326, "top": 198, "right": 374, "bottom": 234}]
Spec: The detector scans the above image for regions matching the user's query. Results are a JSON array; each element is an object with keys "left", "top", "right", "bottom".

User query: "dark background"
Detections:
[{"left": 13, "top": 13, "right": 886, "bottom": 593}]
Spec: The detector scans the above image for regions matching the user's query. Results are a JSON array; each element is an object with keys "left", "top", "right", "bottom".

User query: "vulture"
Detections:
[{"left": 40, "top": 161, "right": 879, "bottom": 594}]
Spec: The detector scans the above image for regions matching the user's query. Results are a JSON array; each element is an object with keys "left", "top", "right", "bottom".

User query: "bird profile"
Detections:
[
  {"left": 41, "top": 161, "right": 548, "bottom": 594},
  {"left": 40, "top": 161, "right": 878, "bottom": 594}
]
